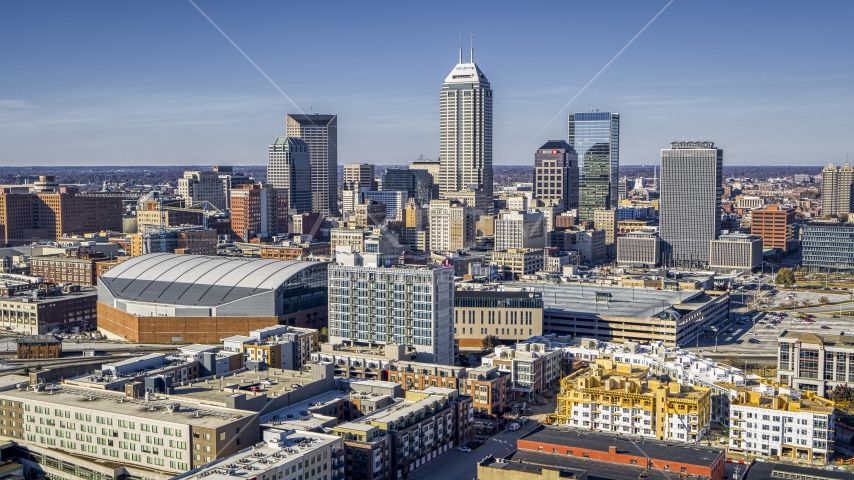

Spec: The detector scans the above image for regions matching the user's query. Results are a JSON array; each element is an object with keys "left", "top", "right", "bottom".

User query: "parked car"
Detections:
[
  {"left": 748, "top": 338, "right": 760, "bottom": 344},
  {"left": 457, "top": 446, "right": 472, "bottom": 453},
  {"left": 821, "top": 326, "right": 831, "bottom": 329}
]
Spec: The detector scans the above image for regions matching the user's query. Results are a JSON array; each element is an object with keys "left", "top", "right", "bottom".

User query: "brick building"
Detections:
[
  {"left": 751, "top": 205, "right": 796, "bottom": 252},
  {"left": 15, "top": 334, "right": 62, "bottom": 359},
  {"left": 29, "top": 248, "right": 112, "bottom": 286},
  {"left": 0, "top": 178, "right": 122, "bottom": 246},
  {"left": 229, "top": 183, "right": 288, "bottom": 242}
]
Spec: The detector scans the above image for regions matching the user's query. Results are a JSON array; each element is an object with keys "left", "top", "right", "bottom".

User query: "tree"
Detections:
[
  {"left": 802, "top": 299, "right": 812, "bottom": 308},
  {"left": 775, "top": 268, "right": 796, "bottom": 287},
  {"left": 319, "top": 327, "right": 329, "bottom": 343},
  {"left": 830, "top": 385, "right": 854, "bottom": 403},
  {"left": 482, "top": 334, "right": 500, "bottom": 351},
  {"left": 818, "top": 296, "right": 830, "bottom": 305}
]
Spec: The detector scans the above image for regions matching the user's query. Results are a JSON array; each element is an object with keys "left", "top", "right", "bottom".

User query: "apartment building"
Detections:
[
  {"left": 235, "top": 325, "right": 319, "bottom": 371},
  {"left": 593, "top": 208, "right": 617, "bottom": 257},
  {"left": 332, "top": 388, "right": 472, "bottom": 480},
  {"left": 0, "top": 376, "right": 260, "bottom": 475},
  {"left": 548, "top": 360, "right": 712, "bottom": 443},
  {"left": 777, "top": 331, "right": 854, "bottom": 396},
  {"left": 491, "top": 249, "right": 545, "bottom": 280},
  {"left": 328, "top": 251, "right": 455, "bottom": 365},
  {"left": 751, "top": 205, "right": 796, "bottom": 252},
  {"left": 481, "top": 341, "right": 565, "bottom": 397},
  {"left": 453, "top": 290, "right": 543, "bottom": 348},
  {"left": 428, "top": 200, "right": 475, "bottom": 253},
  {"left": 330, "top": 228, "right": 367, "bottom": 253},
  {"left": 185, "top": 429, "right": 345, "bottom": 480},
  {"left": 311, "top": 344, "right": 509, "bottom": 418},
  {"left": 729, "top": 389, "right": 836, "bottom": 463}
]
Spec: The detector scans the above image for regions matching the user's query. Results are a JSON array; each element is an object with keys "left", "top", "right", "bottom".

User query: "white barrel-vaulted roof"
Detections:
[{"left": 99, "top": 253, "right": 320, "bottom": 307}]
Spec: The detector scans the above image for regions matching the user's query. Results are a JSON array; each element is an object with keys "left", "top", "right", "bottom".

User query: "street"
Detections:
[{"left": 405, "top": 422, "right": 539, "bottom": 480}]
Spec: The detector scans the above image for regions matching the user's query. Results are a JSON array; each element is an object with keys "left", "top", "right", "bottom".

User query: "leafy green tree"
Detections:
[
  {"left": 830, "top": 385, "right": 854, "bottom": 403},
  {"left": 319, "top": 327, "right": 329, "bottom": 343},
  {"left": 482, "top": 334, "right": 500, "bottom": 351}
]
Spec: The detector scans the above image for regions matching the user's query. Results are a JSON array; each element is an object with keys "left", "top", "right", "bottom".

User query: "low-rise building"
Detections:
[
  {"left": 728, "top": 388, "right": 836, "bottom": 463},
  {"left": 454, "top": 289, "right": 544, "bottom": 348},
  {"left": 15, "top": 334, "right": 62, "bottom": 359},
  {"left": 0, "top": 284, "right": 96, "bottom": 335},
  {"left": 241, "top": 325, "right": 318, "bottom": 371},
  {"left": 29, "top": 248, "right": 112, "bottom": 286},
  {"left": 330, "top": 228, "right": 367, "bottom": 253},
  {"left": 548, "top": 360, "right": 712, "bottom": 442},
  {"left": 709, "top": 233, "right": 763, "bottom": 273},
  {"left": 616, "top": 227, "right": 660, "bottom": 267},
  {"left": 260, "top": 243, "right": 331, "bottom": 261},
  {"left": 491, "top": 249, "right": 545, "bottom": 280},
  {"left": 0, "top": 375, "right": 261, "bottom": 474},
  {"left": 184, "top": 428, "right": 345, "bottom": 480},
  {"left": 332, "top": 387, "right": 473, "bottom": 480},
  {"left": 508, "top": 425, "right": 726, "bottom": 480},
  {"left": 777, "top": 331, "right": 854, "bottom": 397},
  {"left": 481, "top": 340, "right": 565, "bottom": 398}
]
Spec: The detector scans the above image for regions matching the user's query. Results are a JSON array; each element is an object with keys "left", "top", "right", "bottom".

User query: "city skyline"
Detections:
[{"left": 1, "top": 2, "right": 852, "bottom": 167}]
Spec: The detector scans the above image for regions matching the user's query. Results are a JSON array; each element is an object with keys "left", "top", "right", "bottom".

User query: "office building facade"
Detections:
[
  {"left": 616, "top": 228, "right": 661, "bottom": 267},
  {"left": 494, "top": 210, "right": 546, "bottom": 251},
  {"left": 364, "top": 190, "right": 408, "bottom": 221},
  {"left": 534, "top": 140, "right": 579, "bottom": 211},
  {"left": 659, "top": 141, "right": 722, "bottom": 268},
  {"left": 568, "top": 112, "right": 619, "bottom": 221},
  {"left": 268, "top": 136, "right": 312, "bottom": 214},
  {"left": 328, "top": 252, "right": 455, "bottom": 364},
  {"left": 709, "top": 233, "right": 763, "bottom": 273},
  {"left": 751, "top": 205, "right": 796, "bottom": 252},
  {"left": 286, "top": 114, "right": 338, "bottom": 215},
  {"left": 381, "top": 169, "right": 434, "bottom": 206},
  {"left": 454, "top": 291, "right": 543, "bottom": 348},
  {"left": 801, "top": 222, "right": 854, "bottom": 272},
  {"left": 439, "top": 50, "right": 493, "bottom": 216},
  {"left": 343, "top": 163, "right": 375, "bottom": 191},
  {"left": 178, "top": 171, "right": 227, "bottom": 210}
]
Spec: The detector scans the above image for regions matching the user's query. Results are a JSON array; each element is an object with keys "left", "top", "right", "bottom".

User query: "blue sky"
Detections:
[{"left": 1, "top": 1, "right": 852, "bottom": 167}]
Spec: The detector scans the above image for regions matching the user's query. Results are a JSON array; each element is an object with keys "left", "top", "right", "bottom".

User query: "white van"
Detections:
[{"left": 508, "top": 423, "right": 521, "bottom": 431}]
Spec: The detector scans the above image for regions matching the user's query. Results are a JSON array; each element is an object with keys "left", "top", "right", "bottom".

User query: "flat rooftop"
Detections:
[
  {"left": 743, "top": 462, "right": 854, "bottom": 480},
  {"left": 0, "top": 383, "right": 252, "bottom": 429},
  {"left": 165, "top": 369, "right": 317, "bottom": 405},
  {"left": 504, "top": 450, "right": 686, "bottom": 480},
  {"left": 521, "top": 426, "right": 724, "bottom": 467},
  {"left": 186, "top": 431, "right": 338, "bottom": 480},
  {"left": 499, "top": 283, "right": 703, "bottom": 319},
  {"left": 259, "top": 390, "right": 349, "bottom": 424},
  {"left": 1, "top": 287, "right": 97, "bottom": 304},
  {"left": 779, "top": 331, "right": 854, "bottom": 348}
]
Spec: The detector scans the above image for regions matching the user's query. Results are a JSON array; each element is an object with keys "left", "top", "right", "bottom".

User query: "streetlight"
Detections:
[{"left": 711, "top": 326, "right": 719, "bottom": 352}]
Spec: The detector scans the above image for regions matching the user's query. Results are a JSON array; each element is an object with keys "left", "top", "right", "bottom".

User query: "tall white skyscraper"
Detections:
[
  {"left": 286, "top": 114, "right": 338, "bottom": 216},
  {"left": 439, "top": 42, "right": 493, "bottom": 216},
  {"left": 659, "top": 141, "right": 723, "bottom": 268}
]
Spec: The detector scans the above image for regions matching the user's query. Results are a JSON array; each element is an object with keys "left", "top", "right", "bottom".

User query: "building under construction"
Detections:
[{"left": 547, "top": 359, "right": 712, "bottom": 443}]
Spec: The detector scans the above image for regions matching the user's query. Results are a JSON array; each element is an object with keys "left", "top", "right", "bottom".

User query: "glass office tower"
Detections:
[{"left": 568, "top": 112, "right": 620, "bottom": 221}]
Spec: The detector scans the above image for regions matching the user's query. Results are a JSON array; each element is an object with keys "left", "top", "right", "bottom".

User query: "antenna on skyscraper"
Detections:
[
  {"left": 459, "top": 33, "right": 462, "bottom": 64},
  {"left": 470, "top": 33, "right": 474, "bottom": 63}
]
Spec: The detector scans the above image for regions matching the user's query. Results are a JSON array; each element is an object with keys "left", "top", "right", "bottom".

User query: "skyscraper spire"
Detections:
[
  {"left": 459, "top": 33, "right": 462, "bottom": 64},
  {"left": 470, "top": 33, "right": 474, "bottom": 63}
]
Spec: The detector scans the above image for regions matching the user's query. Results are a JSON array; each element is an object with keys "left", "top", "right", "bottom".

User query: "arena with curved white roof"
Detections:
[{"left": 97, "top": 253, "right": 328, "bottom": 342}]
